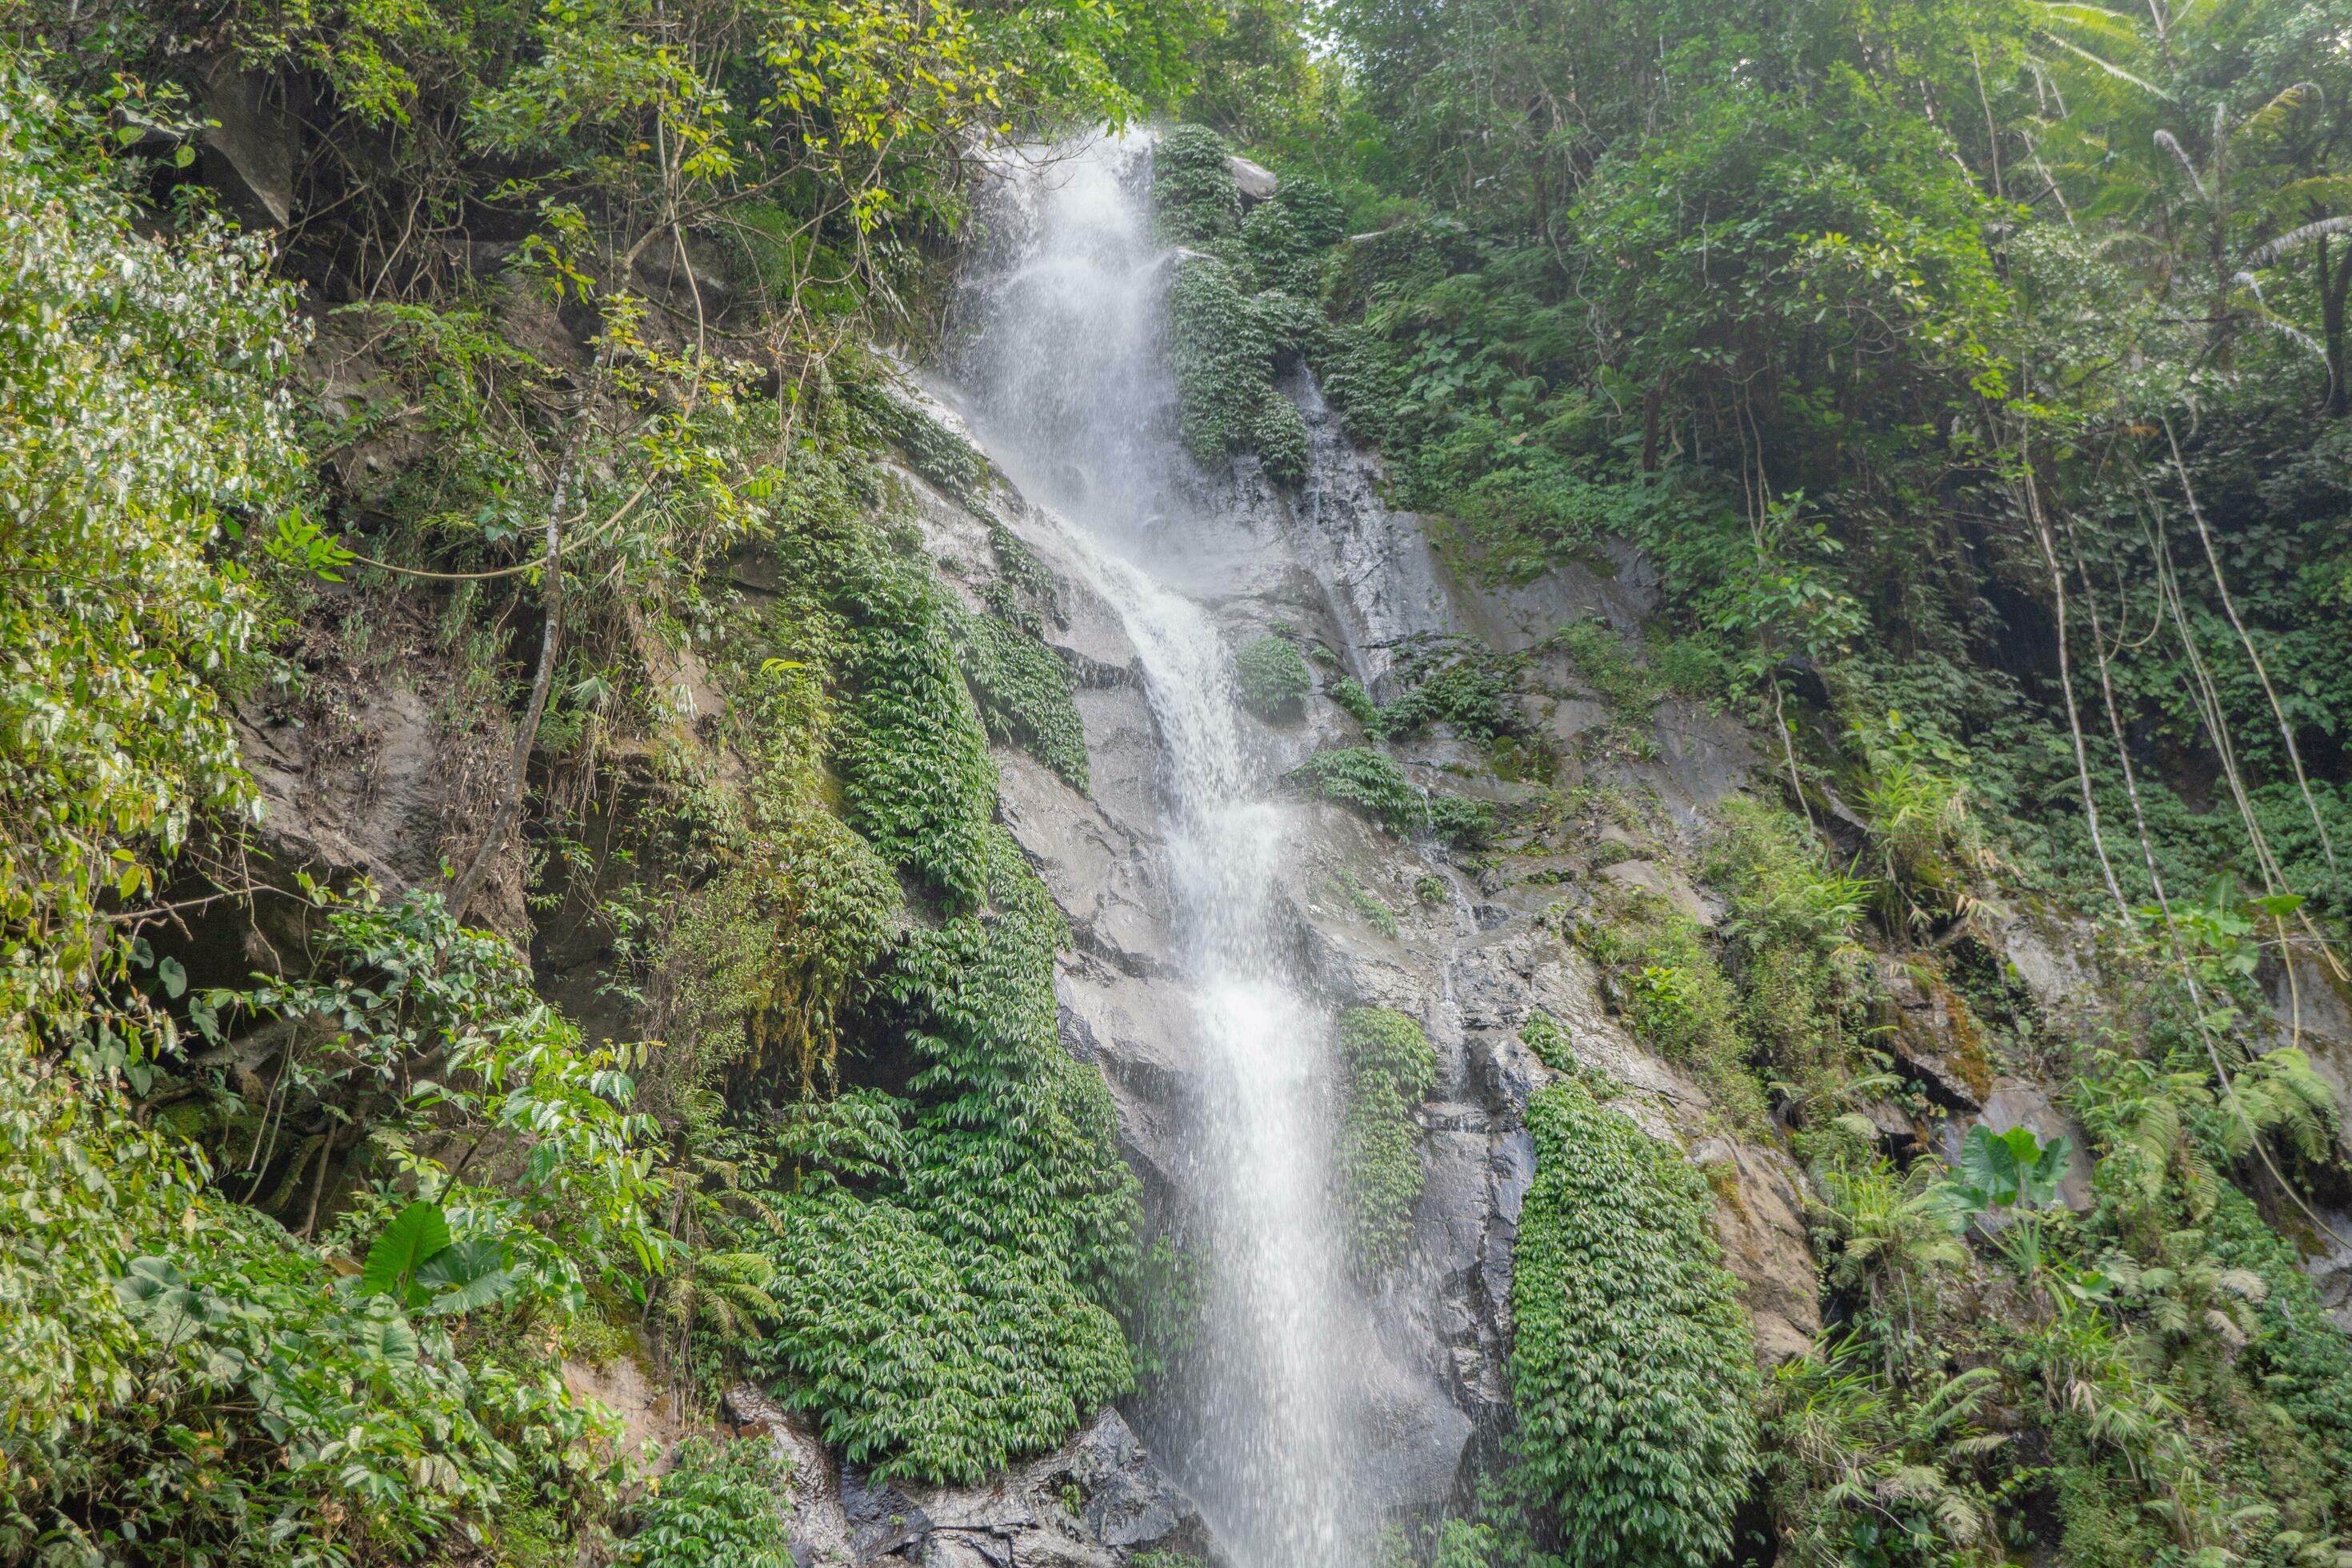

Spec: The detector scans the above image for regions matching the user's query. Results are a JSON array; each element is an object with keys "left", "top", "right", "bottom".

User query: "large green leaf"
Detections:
[
  {"left": 361, "top": 1202, "right": 451, "bottom": 1299},
  {"left": 415, "top": 1237, "right": 516, "bottom": 1316}
]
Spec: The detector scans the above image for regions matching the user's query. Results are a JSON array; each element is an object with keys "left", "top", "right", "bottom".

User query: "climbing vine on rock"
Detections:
[
  {"left": 1333, "top": 1006, "right": 1436, "bottom": 1274},
  {"left": 1502, "top": 1074, "right": 1758, "bottom": 1568},
  {"left": 1236, "top": 633, "right": 1313, "bottom": 720},
  {"left": 1288, "top": 747, "right": 1494, "bottom": 847}
]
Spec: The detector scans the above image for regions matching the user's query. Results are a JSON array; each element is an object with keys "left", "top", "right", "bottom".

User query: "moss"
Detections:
[
  {"left": 1235, "top": 633, "right": 1312, "bottom": 720},
  {"left": 652, "top": 790, "right": 900, "bottom": 1097},
  {"left": 1334, "top": 1007, "right": 1437, "bottom": 1274}
]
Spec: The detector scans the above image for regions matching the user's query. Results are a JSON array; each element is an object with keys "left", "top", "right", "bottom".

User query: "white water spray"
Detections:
[{"left": 942, "top": 136, "right": 1370, "bottom": 1568}]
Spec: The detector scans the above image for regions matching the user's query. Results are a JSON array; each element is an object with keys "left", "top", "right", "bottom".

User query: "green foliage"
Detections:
[
  {"left": 1166, "top": 257, "right": 1269, "bottom": 460},
  {"left": 1352, "top": 635, "right": 1527, "bottom": 743},
  {"left": 222, "top": 886, "right": 670, "bottom": 1310},
  {"left": 854, "top": 379, "right": 988, "bottom": 508},
  {"left": 0, "top": 67, "right": 302, "bottom": 1018},
  {"left": 952, "top": 602, "right": 1090, "bottom": 790},
  {"left": 620, "top": 1437, "right": 794, "bottom": 1568},
  {"left": 1761, "top": 1347, "right": 2002, "bottom": 1568},
  {"left": 1286, "top": 747, "right": 1495, "bottom": 846},
  {"left": 722, "top": 829, "right": 1140, "bottom": 1484},
  {"left": 2207, "top": 1187, "right": 2352, "bottom": 1501},
  {"left": 652, "top": 786, "right": 902, "bottom": 1099},
  {"left": 1153, "top": 123, "right": 1243, "bottom": 250},
  {"left": 1323, "top": 864, "right": 1398, "bottom": 938},
  {"left": 1250, "top": 386, "right": 1310, "bottom": 484},
  {"left": 1575, "top": 886, "right": 1766, "bottom": 1131},
  {"left": 1941, "top": 1125, "right": 2074, "bottom": 1218},
  {"left": 1333, "top": 1007, "right": 1436, "bottom": 1274},
  {"left": 1235, "top": 633, "right": 1314, "bottom": 720},
  {"left": 1556, "top": 619, "right": 1658, "bottom": 729},
  {"left": 20, "top": 1197, "right": 625, "bottom": 1564},
  {"left": 834, "top": 553, "right": 1001, "bottom": 910},
  {"left": 1704, "top": 798, "right": 1874, "bottom": 1113},
  {"left": 1503, "top": 1074, "right": 1758, "bottom": 1568}
]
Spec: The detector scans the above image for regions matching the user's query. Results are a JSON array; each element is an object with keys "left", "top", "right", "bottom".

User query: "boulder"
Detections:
[{"left": 1226, "top": 154, "right": 1279, "bottom": 203}]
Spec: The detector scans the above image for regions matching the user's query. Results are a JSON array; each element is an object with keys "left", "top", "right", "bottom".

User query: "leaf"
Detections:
[
  {"left": 415, "top": 1237, "right": 516, "bottom": 1316},
  {"left": 157, "top": 955, "right": 186, "bottom": 998},
  {"left": 361, "top": 1201, "right": 450, "bottom": 1298}
]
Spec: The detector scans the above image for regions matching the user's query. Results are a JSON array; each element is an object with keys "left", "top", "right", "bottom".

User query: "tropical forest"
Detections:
[{"left": 6, "top": 0, "right": 2352, "bottom": 1562}]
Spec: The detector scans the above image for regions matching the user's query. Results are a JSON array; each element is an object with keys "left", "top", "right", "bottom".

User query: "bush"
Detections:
[
  {"left": 725, "top": 830, "right": 1142, "bottom": 1485},
  {"left": 1576, "top": 883, "right": 1765, "bottom": 1130},
  {"left": 1334, "top": 1007, "right": 1437, "bottom": 1273},
  {"left": 1251, "top": 386, "right": 1310, "bottom": 485},
  {"left": 1152, "top": 123, "right": 1241, "bottom": 250},
  {"left": 1287, "top": 747, "right": 1494, "bottom": 846},
  {"left": 1505, "top": 1075, "right": 1758, "bottom": 1568},
  {"left": 954, "top": 603, "right": 1090, "bottom": 790},
  {"left": 622, "top": 1437, "right": 793, "bottom": 1568},
  {"left": 1236, "top": 634, "right": 1313, "bottom": 719},
  {"left": 1166, "top": 257, "right": 1268, "bottom": 461}
]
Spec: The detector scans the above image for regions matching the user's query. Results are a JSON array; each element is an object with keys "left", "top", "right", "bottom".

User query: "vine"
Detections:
[
  {"left": 1501, "top": 1072, "right": 1758, "bottom": 1568},
  {"left": 1333, "top": 1007, "right": 1436, "bottom": 1274}
]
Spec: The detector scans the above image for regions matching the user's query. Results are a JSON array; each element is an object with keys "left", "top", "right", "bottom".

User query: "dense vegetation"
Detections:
[
  {"left": 1156, "top": 0, "right": 2352, "bottom": 1561},
  {"left": 0, "top": 0, "right": 1207, "bottom": 1552},
  {"left": 10, "top": 0, "right": 2352, "bottom": 1558}
]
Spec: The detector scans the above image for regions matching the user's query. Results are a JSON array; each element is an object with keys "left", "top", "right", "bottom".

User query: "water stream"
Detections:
[{"left": 941, "top": 135, "right": 1370, "bottom": 1568}]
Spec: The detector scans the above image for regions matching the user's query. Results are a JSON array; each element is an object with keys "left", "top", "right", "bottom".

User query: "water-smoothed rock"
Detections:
[{"left": 724, "top": 1392, "right": 1206, "bottom": 1568}]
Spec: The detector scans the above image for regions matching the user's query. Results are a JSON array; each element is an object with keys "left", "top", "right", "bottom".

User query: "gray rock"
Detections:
[
  {"left": 1227, "top": 154, "right": 1279, "bottom": 203},
  {"left": 198, "top": 58, "right": 299, "bottom": 227}
]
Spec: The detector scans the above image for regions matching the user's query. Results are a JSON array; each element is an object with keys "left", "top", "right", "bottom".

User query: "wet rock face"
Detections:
[
  {"left": 725, "top": 1389, "right": 1208, "bottom": 1568},
  {"left": 982, "top": 383, "right": 1820, "bottom": 1518}
]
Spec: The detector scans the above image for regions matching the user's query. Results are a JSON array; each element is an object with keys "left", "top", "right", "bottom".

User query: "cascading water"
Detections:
[{"left": 939, "top": 136, "right": 1372, "bottom": 1567}]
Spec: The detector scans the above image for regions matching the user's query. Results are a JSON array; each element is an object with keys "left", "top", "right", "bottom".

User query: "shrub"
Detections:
[
  {"left": 834, "top": 555, "right": 1000, "bottom": 910},
  {"left": 1236, "top": 634, "right": 1313, "bottom": 719},
  {"left": 0, "top": 68, "right": 303, "bottom": 1018},
  {"left": 1334, "top": 1007, "right": 1437, "bottom": 1273},
  {"left": 1166, "top": 257, "right": 1267, "bottom": 461},
  {"left": 1251, "top": 386, "right": 1310, "bottom": 485},
  {"left": 726, "top": 831, "right": 1142, "bottom": 1485},
  {"left": 1576, "top": 885, "right": 1765, "bottom": 1130},
  {"left": 954, "top": 604, "right": 1090, "bottom": 790},
  {"left": 1506, "top": 1075, "right": 1758, "bottom": 1568},
  {"left": 1151, "top": 123, "right": 1241, "bottom": 250},
  {"left": 621, "top": 1437, "right": 793, "bottom": 1568},
  {"left": 1287, "top": 747, "right": 1494, "bottom": 846},
  {"left": 1366, "top": 637, "right": 1526, "bottom": 741}
]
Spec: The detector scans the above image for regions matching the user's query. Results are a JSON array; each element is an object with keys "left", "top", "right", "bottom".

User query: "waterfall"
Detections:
[{"left": 940, "top": 134, "right": 1372, "bottom": 1568}]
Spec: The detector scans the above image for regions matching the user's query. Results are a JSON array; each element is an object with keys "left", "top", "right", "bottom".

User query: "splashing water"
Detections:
[{"left": 941, "top": 135, "right": 1370, "bottom": 1568}]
